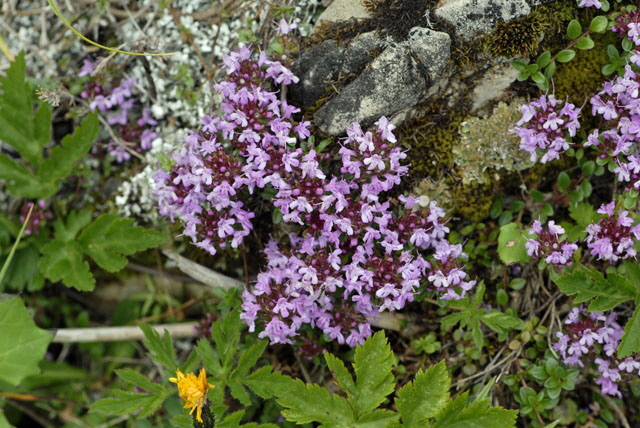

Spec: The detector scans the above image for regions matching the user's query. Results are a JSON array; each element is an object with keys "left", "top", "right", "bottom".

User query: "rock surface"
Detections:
[
  {"left": 314, "top": 0, "right": 371, "bottom": 28},
  {"left": 471, "top": 62, "right": 521, "bottom": 113},
  {"left": 291, "top": 32, "right": 386, "bottom": 107},
  {"left": 315, "top": 27, "right": 451, "bottom": 136},
  {"left": 434, "top": 0, "right": 530, "bottom": 41}
]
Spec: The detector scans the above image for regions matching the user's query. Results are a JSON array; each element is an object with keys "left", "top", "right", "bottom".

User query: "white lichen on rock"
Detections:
[{"left": 453, "top": 101, "right": 533, "bottom": 185}]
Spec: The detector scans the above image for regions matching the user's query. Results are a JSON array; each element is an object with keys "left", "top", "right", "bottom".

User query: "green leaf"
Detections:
[
  {"left": 511, "top": 60, "right": 528, "bottom": 72},
  {"left": 0, "top": 154, "right": 48, "bottom": 198},
  {"left": 37, "top": 112, "right": 99, "bottom": 196},
  {"left": 557, "top": 171, "right": 571, "bottom": 191},
  {"left": 211, "top": 310, "right": 241, "bottom": 371},
  {"left": 325, "top": 352, "right": 356, "bottom": 397},
  {"left": 356, "top": 409, "right": 399, "bottom": 427},
  {"left": 0, "top": 297, "right": 52, "bottom": 386},
  {"left": 590, "top": 15, "right": 608, "bottom": 33},
  {"left": 544, "top": 61, "right": 557, "bottom": 80},
  {"left": 140, "top": 324, "right": 178, "bottom": 373},
  {"left": 232, "top": 341, "right": 267, "bottom": 380},
  {"left": 91, "top": 388, "right": 171, "bottom": 418},
  {"left": 481, "top": 311, "right": 524, "bottom": 335},
  {"left": 567, "top": 20, "right": 582, "bottom": 39},
  {"left": 434, "top": 396, "right": 518, "bottom": 428},
  {"left": 352, "top": 331, "right": 395, "bottom": 415},
  {"left": 553, "top": 266, "right": 636, "bottom": 311},
  {"left": 396, "top": 361, "right": 450, "bottom": 428},
  {"left": 244, "top": 366, "right": 290, "bottom": 399},
  {"left": 276, "top": 377, "right": 355, "bottom": 426},
  {"left": 497, "top": 223, "right": 530, "bottom": 264},
  {"left": 576, "top": 36, "right": 595, "bottom": 50},
  {"left": 0, "top": 52, "right": 50, "bottom": 167},
  {"left": 556, "top": 50, "right": 576, "bottom": 63},
  {"left": 39, "top": 240, "right": 95, "bottom": 291},
  {"left": 536, "top": 51, "right": 551, "bottom": 68},
  {"left": 618, "top": 304, "right": 640, "bottom": 358},
  {"left": 78, "top": 214, "right": 167, "bottom": 272},
  {"left": 531, "top": 72, "right": 547, "bottom": 86}
]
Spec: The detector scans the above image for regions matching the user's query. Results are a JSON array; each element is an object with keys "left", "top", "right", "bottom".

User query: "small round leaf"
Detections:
[
  {"left": 544, "top": 61, "right": 557, "bottom": 79},
  {"left": 536, "top": 51, "right": 551, "bottom": 68},
  {"left": 567, "top": 20, "right": 582, "bottom": 39},
  {"left": 589, "top": 15, "right": 608, "bottom": 33},
  {"left": 556, "top": 50, "right": 576, "bottom": 63},
  {"left": 576, "top": 36, "right": 595, "bottom": 50}
]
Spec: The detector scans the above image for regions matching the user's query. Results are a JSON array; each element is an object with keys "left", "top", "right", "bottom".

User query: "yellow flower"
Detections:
[{"left": 169, "top": 368, "right": 215, "bottom": 423}]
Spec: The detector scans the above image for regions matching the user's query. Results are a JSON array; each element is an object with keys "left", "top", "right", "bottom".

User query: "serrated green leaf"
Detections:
[
  {"left": 434, "top": 397, "right": 518, "bottom": 428},
  {"left": 567, "top": 20, "right": 582, "bottom": 39},
  {"left": 497, "top": 223, "right": 530, "bottom": 264},
  {"left": 325, "top": 352, "right": 356, "bottom": 397},
  {"left": 618, "top": 304, "right": 640, "bottom": 358},
  {"left": 211, "top": 310, "right": 241, "bottom": 370},
  {"left": 244, "top": 366, "right": 290, "bottom": 399},
  {"left": 576, "top": 36, "right": 594, "bottom": 50},
  {"left": 116, "top": 368, "right": 167, "bottom": 395},
  {"left": 553, "top": 267, "right": 636, "bottom": 311},
  {"left": 352, "top": 331, "right": 395, "bottom": 415},
  {"left": 53, "top": 210, "right": 93, "bottom": 242},
  {"left": 396, "top": 361, "right": 450, "bottom": 428},
  {"left": 0, "top": 154, "right": 48, "bottom": 198},
  {"left": 0, "top": 52, "right": 50, "bottom": 167},
  {"left": 39, "top": 240, "right": 95, "bottom": 291},
  {"left": 276, "top": 378, "right": 355, "bottom": 425},
  {"left": 140, "top": 324, "right": 178, "bottom": 373},
  {"left": 355, "top": 409, "right": 399, "bottom": 427},
  {"left": 228, "top": 379, "right": 251, "bottom": 406},
  {"left": 196, "top": 338, "right": 223, "bottom": 378},
  {"left": 37, "top": 112, "right": 98, "bottom": 196},
  {"left": 91, "top": 388, "right": 171, "bottom": 418},
  {"left": 556, "top": 50, "right": 576, "bottom": 63},
  {"left": 232, "top": 341, "right": 267, "bottom": 379},
  {"left": 78, "top": 214, "right": 166, "bottom": 272},
  {"left": 0, "top": 297, "right": 52, "bottom": 386},
  {"left": 590, "top": 15, "right": 608, "bottom": 33}
]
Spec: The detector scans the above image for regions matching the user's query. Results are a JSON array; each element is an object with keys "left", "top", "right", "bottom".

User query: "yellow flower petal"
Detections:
[{"left": 170, "top": 368, "right": 214, "bottom": 423}]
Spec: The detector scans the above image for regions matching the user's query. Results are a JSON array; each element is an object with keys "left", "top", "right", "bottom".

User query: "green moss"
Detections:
[
  {"left": 483, "top": 11, "right": 547, "bottom": 58},
  {"left": 552, "top": 34, "right": 612, "bottom": 104},
  {"left": 401, "top": 108, "right": 464, "bottom": 178},
  {"left": 449, "top": 180, "right": 494, "bottom": 222}
]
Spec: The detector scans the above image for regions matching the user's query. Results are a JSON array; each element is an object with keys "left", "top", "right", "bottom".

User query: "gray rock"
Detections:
[
  {"left": 434, "top": 0, "right": 530, "bottom": 42},
  {"left": 315, "top": 27, "right": 451, "bottom": 136},
  {"left": 471, "top": 61, "right": 520, "bottom": 113},
  {"left": 292, "top": 32, "right": 386, "bottom": 107},
  {"left": 313, "top": 0, "right": 371, "bottom": 30}
]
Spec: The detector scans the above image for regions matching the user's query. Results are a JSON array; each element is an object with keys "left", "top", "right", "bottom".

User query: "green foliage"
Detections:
[
  {"left": 497, "top": 223, "right": 530, "bottom": 264},
  {"left": 39, "top": 212, "right": 166, "bottom": 291},
  {"left": 442, "top": 283, "right": 524, "bottom": 348},
  {"left": 275, "top": 331, "right": 517, "bottom": 428},
  {"left": 0, "top": 52, "right": 99, "bottom": 198},
  {"left": 91, "top": 368, "right": 172, "bottom": 418},
  {"left": 0, "top": 297, "right": 52, "bottom": 386},
  {"left": 553, "top": 262, "right": 640, "bottom": 357}
]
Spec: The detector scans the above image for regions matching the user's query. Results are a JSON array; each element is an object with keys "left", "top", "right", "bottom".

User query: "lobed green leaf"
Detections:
[
  {"left": 39, "top": 240, "right": 95, "bottom": 291},
  {"left": 618, "top": 304, "right": 640, "bottom": 358},
  {"left": 0, "top": 297, "right": 52, "bottom": 386},
  {"left": 396, "top": 361, "right": 450, "bottom": 428},
  {"left": 352, "top": 331, "right": 396, "bottom": 415}
]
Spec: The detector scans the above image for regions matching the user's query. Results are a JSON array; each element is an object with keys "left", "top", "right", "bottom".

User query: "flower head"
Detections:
[{"left": 169, "top": 368, "right": 215, "bottom": 423}]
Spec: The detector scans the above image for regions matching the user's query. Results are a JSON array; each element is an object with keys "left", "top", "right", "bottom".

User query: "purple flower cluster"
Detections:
[
  {"left": 586, "top": 65, "right": 640, "bottom": 190},
  {"left": 612, "top": 9, "right": 640, "bottom": 47},
  {"left": 514, "top": 94, "right": 581, "bottom": 164},
  {"left": 525, "top": 220, "right": 578, "bottom": 266},
  {"left": 155, "top": 46, "right": 474, "bottom": 346},
  {"left": 554, "top": 307, "right": 640, "bottom": 397},
  {"left": 154, "top": 45, "right": 305, "bottom": 254},
  {"left": 81, "top": 58, "right": 158, "bottom": 162},
  {"left": 585, "top": 201, "right": 640, "bottom": 262}
]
